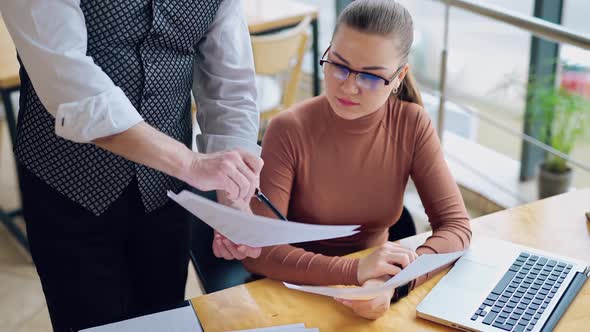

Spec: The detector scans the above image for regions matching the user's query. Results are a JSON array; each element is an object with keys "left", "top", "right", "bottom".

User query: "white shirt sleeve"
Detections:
[
  {"left": 193, "top": 0, "right": 261, "bottom": 156},
  {"left": 0, "top": 0, "right": 143, "bottom": 143}
]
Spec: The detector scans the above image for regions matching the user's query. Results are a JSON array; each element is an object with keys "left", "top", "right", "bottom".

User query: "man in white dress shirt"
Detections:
[{"left": 0, "top": 0, "right": 263, "bottom": 330}]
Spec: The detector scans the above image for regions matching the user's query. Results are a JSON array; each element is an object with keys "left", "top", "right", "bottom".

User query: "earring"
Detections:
[{"left": 393, "top": 80, "right": 403, "bottom": 94}]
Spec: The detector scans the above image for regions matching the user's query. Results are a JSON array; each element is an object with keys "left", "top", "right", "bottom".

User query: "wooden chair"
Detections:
[
  {"left": 251, "top": 16, "right": 311, "bottom": 140},
  {"left": 0, "top": 107, "right": 4, "bottom": 157},
  {"left": 388, "top": 206, "right": 417, "bottom": 241}
]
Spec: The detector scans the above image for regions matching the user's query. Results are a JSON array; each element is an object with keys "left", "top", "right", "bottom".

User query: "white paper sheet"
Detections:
[
  {"left": 80, "top": 305, "right": 202, "bottom": 332},
  {"left": 168, "top": 190, "right": 360, "bottom": 247},
  {"left": 283, "top": 251, "right": 465, "bottom": 300}
]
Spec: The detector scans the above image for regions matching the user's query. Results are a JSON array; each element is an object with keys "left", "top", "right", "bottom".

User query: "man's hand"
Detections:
[
  {"left": 180, "top": 149, "right": 263, "bottom": 202},
  {"left": 183, "top": 149, "right": 263, "bottom": 260},
  {"left": 216, "top": 189, "right": 253, "bottom": 213},
  {"left": 334, "top": 278, "right": 395, "bottom": 320}
]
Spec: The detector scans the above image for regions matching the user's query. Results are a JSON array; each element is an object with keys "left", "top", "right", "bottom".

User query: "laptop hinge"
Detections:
[{"left": 539, "top": 270, "right": 588, "bottom": 332}]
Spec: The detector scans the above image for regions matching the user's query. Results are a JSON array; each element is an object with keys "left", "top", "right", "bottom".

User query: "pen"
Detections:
[{"left": 254, "top": 188, "right": 288, "bottom": 221}]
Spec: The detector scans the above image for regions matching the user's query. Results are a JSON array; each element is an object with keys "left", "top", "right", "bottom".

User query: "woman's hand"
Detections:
[
  {"left": 334, "top": 279, "right": 395, "bottom": 320},
  {"left": 211, "top": 190, "right": 261, "bottom": 260},
  {"left": 212, "top": 231, "right": 261, "bottom": 260},
  {"left": 357, "top": 242, "right": 418, "bottom": 284}
]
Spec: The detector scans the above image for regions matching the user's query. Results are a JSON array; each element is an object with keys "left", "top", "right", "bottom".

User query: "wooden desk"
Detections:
[
  {"left": 191, "top": 189, "right": 590, "bottom": 331},
  {"left": 243, "top": 0, "right": 321, "bottom": 96},
  {"left": 0, "top": 17, "right": 27, "bottom": 251}
]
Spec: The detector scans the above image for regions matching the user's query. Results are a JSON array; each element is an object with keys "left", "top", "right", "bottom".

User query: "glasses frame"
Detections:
[{"left": 319, "top": 47, "right": 405, "bottom": 87}]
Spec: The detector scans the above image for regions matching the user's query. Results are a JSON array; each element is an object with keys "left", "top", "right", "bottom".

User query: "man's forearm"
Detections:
[
  {"left": 94, "top": 120, "right": 263, "bottom": 203},
  {"left": 93, "top": 122, "right": 193, "bottom": 182}
]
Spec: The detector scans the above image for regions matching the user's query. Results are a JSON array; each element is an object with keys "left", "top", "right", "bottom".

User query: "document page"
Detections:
[
  {"left": 284, "top": 251, "right": 465, "bottom": 300},
  {"left": 168, "top": 190, "right": 360, "bottom": 247},
  {"left": 81, "top": 305, "right": 202, "bottom": 332}
]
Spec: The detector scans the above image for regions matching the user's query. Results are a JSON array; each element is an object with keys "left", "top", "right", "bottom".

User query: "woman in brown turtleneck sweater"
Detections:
[{"left": 241, "top": 0, "right": 472, "bottom": 320}]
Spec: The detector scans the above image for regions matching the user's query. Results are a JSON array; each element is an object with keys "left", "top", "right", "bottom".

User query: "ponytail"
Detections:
[{"left": 396, "top": 70, "right": 423, "bottom": 106}]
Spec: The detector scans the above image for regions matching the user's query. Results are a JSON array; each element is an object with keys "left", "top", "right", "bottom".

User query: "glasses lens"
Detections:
[
  {"left": 328, "top": 63, "right": 350, "bottom": 81},
  {"left": 357, "top": 73, "right": 384, "bottom": 91}
]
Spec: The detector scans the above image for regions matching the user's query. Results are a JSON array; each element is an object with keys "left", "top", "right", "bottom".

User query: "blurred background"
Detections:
[{"left": 1, "top": 0, "right": 589, "bottom": 330}]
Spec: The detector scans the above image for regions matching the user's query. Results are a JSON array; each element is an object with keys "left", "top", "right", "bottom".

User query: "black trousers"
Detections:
[{"left": 19, "top": 165, "right": 191, "bottom": 332}]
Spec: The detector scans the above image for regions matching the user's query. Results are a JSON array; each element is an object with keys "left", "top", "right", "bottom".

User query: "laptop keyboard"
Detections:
[{"left": 470, "top": 252, "right": 572, "bottom": 332}]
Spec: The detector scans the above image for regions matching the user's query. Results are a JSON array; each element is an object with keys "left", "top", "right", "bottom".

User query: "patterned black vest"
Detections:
[{"left": 15, "top": 0, "right": 223, "bottom": 215}]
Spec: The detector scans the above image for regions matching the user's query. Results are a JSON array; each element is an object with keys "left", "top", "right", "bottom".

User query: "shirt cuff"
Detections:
[
  {"left": 196, "top": 133, "right": 261, "bottom": 156},
  {"left": 55, "top": 86, "right": 143, "bottom": 143}
]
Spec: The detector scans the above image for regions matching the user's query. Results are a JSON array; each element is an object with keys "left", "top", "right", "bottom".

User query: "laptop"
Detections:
[{"left": 417, "top": 237, "right": 589, "bottom": 332}]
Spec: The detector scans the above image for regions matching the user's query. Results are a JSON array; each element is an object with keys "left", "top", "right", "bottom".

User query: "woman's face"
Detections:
[{"left": 323, "top": 24, "right": 409, "bottom": 120}]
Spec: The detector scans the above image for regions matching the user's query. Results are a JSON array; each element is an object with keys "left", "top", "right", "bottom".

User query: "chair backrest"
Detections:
[
  {"left": 388, "top": 206, "right": 417, "bottom": 242},
  {"left": 251, "top": 16, "right": 311, "bottom": 119},
  {"left": 188, "top": 189, "right": 260, "bottom": 294}
]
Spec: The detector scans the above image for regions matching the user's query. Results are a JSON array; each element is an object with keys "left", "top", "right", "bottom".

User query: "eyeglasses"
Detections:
[{"left": 319, "top": 47, "right": 404, "bottom": 91}]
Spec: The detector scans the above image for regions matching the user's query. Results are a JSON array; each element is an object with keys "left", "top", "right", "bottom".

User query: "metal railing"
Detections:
[
  {"left": 431, "top": 0, "right": 590, "bottom": 173},
  {"left": 423, "top": 86, "right": 590, "bottom": 174},
  {"left": 438, "top": 0, "right": 590, "bottom": 50}
]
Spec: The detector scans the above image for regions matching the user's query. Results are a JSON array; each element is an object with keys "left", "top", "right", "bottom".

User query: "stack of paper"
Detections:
[
  {"left": 229, "top": 323, "right": 318, "bottom": 332},
  {"left": 168, "top": 190, "right": 360, "bottom": 247},
  {"left": 284, "top": 251, "right": 465, "bottom": 300},
  {"left": 80, "top": 306, "right": 202, "bottom": 332}
]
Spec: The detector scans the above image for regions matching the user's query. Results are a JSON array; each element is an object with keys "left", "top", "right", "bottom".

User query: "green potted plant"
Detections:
[{"left": 530, "top": 84, "right": 590, "bottom": 198}]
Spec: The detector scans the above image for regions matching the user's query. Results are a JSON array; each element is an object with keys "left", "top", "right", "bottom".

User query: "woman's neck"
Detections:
[{"left": 324, "top": 96, "right": 388, "bottom": 134}]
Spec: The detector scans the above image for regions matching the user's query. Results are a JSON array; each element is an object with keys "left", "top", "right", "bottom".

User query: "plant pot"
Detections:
[{"left": 538, "top": 164, "right": 572, "bottom": 199}]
